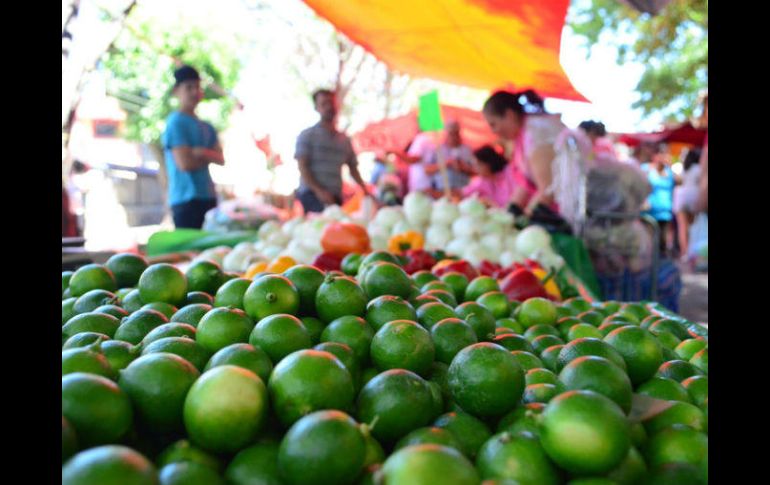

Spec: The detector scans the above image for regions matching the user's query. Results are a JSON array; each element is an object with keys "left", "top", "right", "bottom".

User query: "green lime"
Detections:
[
  {"left": 123, "top": 289, "right": 145, "bottom": 313},
  {"left": 604, "top": 326, "right": 664, "bottom": 385},
  {"left": 644, "top": 401, "right": 706, "bottom": 434},
  {"left": 496, "top": 402, "right": 545, "bottom": 437},
  {"left": 636, "top": 377, "right": 691, "bottom": 403},
  {"left": 430, "top": 318, "right": 478, "bottom": 364},
  {"left": 411, "top": 294, "right": 441, "bottom": 309},
  {"left": 476, "top": 431, "right": 561, "bottom": 485},
  {"left": 360, "top": 367, "right": 379, "bottom": 388},
  {"left": 69, "top": 264, "right": 118, "bottom": 297},
  {"left": 294, "top": 316, "right": 322, "bottom": 344},
  {"left": 558, "top": 356, "right": 633, "bottom": 413},
  {"left": 63, "top": 312, "right": 121, "bottom": 340},
  {"left": 604, "top": 312, "right": 638, "bottom": 325},
  {"left": 115, "top": 309, "right": 169, "bottom": 345},
  {"left": 212, "top": 277, "right": 251, "bottom": 310},
  {"left": 63, "top": 270, "right": 74, "bottom": 296},
  {"left": 74, "top": 289, "right": 117, "bottom": 314},
  {"left": 362, "top": 432, "right": 386, "bottom": 467},
  {"left": 62, "top": 445, "right": 157, "bottom": 485},
  {"left": 62, "top": 416, "right": 78, "bottom": 462},
  {"left": 268, "top": 348, "right": 355, "bottom": 427},
  {"left": 577, "top": 311, "right": 604, "bottom": 326},
  {"left": 62, "top": 298, "right": 78, "bottom": 324},
  {"left": 433, "top": 411, "right": 492, "bottom": 460},
  {"left": 568, "top": 323, "right": 604, "bottom": 341},
  {"left": 363, "top": 261, "right": 413, "bottom": 300},
  {"left": 598, "top": 301, "right": 622, "bottom": 317},
  {"left": 380, "top": 443, "right": 480, "bottom": 485},
  {"left": 93, "top": 304, "right": 129, "bottom": 319},
  {"left": 282, "top": 264, "right": 326, "bottom": 316},
  {"left": 640, "top": 314, "right": 663, "bottom": 328},
  {"left": 395, "top": 426, "right": 463, "bottom": 452},
  {"left": 225, "top": 439, "right": 281, "bottom": 485},
  {"left": 563, "top": 297, "right": 593, "bottom": 315},
  {"left": 320, "top": 315, "right": 375, "bottom": 365},
  {"left": 249, "top": 313, "right": 311, "bottom": 364},
  {"left": 497, "top": 318, "right": 525, "bottom": 334},
  {"left": 531, "top": 334, "right": 565, "bottom": 354},
  {"left": 423, "top": 289, "right": 458, "bottom": 307},
  {"left": 141, "top": 337, "right": 211, "bottom": 372},
  {"left": 101, "top": 340, "right": 141, "bottom": 372},
  {"left": 661, "top": 345, "right": 679, "bottom": 362},
  {"left": 509, "top": 351, "right": 544, "bottom": 371},
  {"left": 556, "top": 316, "right": 581, "bottom": 339},
  {"left": 421, "top": 280, "right": 453, "bottom": 294},
  {"left": 158, "top": 461, "right": 224, "bottom": 485},
  {"left": 140, "top": 302, "right": 178, "bottom": 320},
  {"left": 428, "top": 361, "right": 451, "bottom": 403},
  {"left": 523, "top": 383, "right": 560, "bottom": 404},
  {"left": 492, "top": 333, "right": 533, "bottom": 353},
  {"left": 642, "top": 462, "right": 706, "bottom": 485},
  {"left": 681, "top": 375, "right": 708, "bottom": 408},
  {"left": 643, "top": 424, "right": 707, "bottom": 469},
  {"left": 205, "top": 343, "right": 273, "bottom": 383},
  {"left": 62, "top": 332, "right": 110, "bottom": 350},
  {"left": 526, "top": 368, "right": 558, "bottom": 386},
  {"left": 157, "top": 439, "right": 222, "bottom": 473},
  {"left": 278, "top": 410, "right": 366, "bottom": 485},
  {"left": 365, "top": 295, "right": 418, "bottom": 331},
  {"left": 557, "top": 337, "right": 627, "bottom": 372},
  {"left": 507, "top": 300, "right": 522, "bottom": 316},
  {"left": 540, "top": 390, "right": 630, "bottom": 475},
  {"left": 315, "top": 275, "right": 368, "bottom": 323},
  {"left": 656, "top": 359, "right": 703, "bottom": 382},
  {"left": 690, "top": 348, "right": 707, "bottom": 374},
  {"left": 106, "top": 253, "right": 149, "bottom": 289},
  {"left": 185, "top": 259, "right": 224, "bottom": 295},
  {"left": 340, "top": 253, "right": 363, "bottom": 275},
  {"left": 361, "top": 250, "right": 401, "bottom": 269},
  {"left": 448, "top": 343, "right": 524, "bottom": 418},
  {"left": 523, "top": 324, "right": 561, "bottom": 342},
  {"left": 62, "top": 345, "right": 115, "bottom": 379},
  {"left": 540, "top": 345, "right": 564, "bottom": 372},
  {"left": 243, "top": 274, "right": 300, "bottom": 321},
  {"left": 515, "top": 297, "right": 558, "bottom": 328},
  {"left": 417, "top": 301, "right": 457, "bottom": 330},
  {"left": 455, "top": 302, "right": 496, "bottom": 341},
  {"left": 674, "top": 339, "right": 706, "bottom": 361},
  {"left": 413, "top": 270, "right": 438, "bottom": 287},
  {"left": 170, "top": 303, "right": 212, "bottom": 328},
  {"left": 118, "top": 352, "right": 200, "bottom": 434},
  {"left": 138, "top": 263, "right": 187, "bottom": 306},
  {"left": 314, "top": 342, "right": 361, "bottom": 391},
  {"left": 621, "top": 302, "right": 649, "bottom": 321},
  {"left": 598, "top": 321, "right": 631, "bottom": 336},
  {"left": 556, "top": 306, "right": 574, "bottom": 319},
  {"left": 185, "top": 291, "right": 214, "bottom": 305},
  {"left": 356, "top": 369, "right": 435, "bottom": 444},
  {"left": 371, "top": 320, "right": 435, "bottom": 377},
  {"left": 196, "top": 307, "right": 254, "bottom": 354},
  {"left": 62, "top": 373, "right": 133, "bottom": 447},
  {"left": 476, "top": 291, "right": 512, "bottom": 320},
  {"left": 440, "top": 272, "right": 470, "bottom": 302},
  {"left": 114, "top": 287, "right": 134, "bottom": 302},
  {"left": 464, "top": 276, "right": 500, "bottom": 302},
  {"left": 649, "top": 319, "right": 690, "bottom": 340},
  {"left": 184, "top": 366, "right": 268, "bottom": 453},
  {"left": 606, "top": 446, "right": 648, "bottom": 485},
  {"left": 142, "top": 322, "right": 197, "bottom": 346}
]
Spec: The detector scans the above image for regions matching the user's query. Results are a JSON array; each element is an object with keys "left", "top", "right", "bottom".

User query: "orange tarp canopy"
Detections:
[
  {"left": 352, "top": 104, "right": 498, "bottom": 154},
  {"left": 303, "top": 0, "right": 586, "bottom": 101}
]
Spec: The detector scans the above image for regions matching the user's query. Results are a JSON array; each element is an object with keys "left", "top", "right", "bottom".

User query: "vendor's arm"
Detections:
[{"left": 524, "top": 145, "right": 556, "bottom": 214}]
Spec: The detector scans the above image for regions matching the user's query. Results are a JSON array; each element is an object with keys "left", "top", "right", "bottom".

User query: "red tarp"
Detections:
[
  {"left": 352, "top": 104, "right": 498, "bottom": 154},
  {"left": 617, "top": 122, "right": 707, "bottom": 147},
  {"left": 303, "top": 0, "right": 586, "bottom": 101}
]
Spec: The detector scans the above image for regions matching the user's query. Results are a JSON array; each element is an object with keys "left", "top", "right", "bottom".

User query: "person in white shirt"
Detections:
[{"left": 673, "top": 148, "right": 702, "bottom": 260}]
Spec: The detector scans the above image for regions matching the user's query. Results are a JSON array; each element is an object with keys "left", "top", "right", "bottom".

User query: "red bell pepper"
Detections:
[
  {"left": 403, "top": 249, "right": 436, "bottom": 275},
  {"left": 500, "top": 267, "right": 549, "bottom": 302},
  {"left": 432, "top": 259, "right": 479, "bottom": 281},
  {"left": 478, "top": 260, "right": 502, "bottom": 277},
  {"left": 312, "top": 252, "right": 343, "bottom": 272}
]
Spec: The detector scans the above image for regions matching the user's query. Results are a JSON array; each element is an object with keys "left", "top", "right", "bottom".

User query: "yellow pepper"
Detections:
[
  {"left": 266, "top": 256, "right": 296, "bottom": 274},
  {"left": 388, "top": 231, "right": 424, "bottom": 254},
  {"left": 532, "top": 268, "right": 561, "bottom": 301},
  {"left": 244, "top": 261, "right": 268, "bottom": 279}
]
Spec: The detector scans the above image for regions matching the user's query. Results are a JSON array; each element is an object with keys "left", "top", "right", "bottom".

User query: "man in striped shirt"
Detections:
[{"left": 295, "top": 89, "right": 370, "bottom": 213}]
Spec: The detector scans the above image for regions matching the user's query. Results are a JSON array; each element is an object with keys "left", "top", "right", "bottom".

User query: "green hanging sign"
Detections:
[{"left": 418, "top": 90, "right": 444, "bottom": 131}]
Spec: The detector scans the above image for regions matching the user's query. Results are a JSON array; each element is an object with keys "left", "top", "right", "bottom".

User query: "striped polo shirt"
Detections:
[{"left": 294, "top": 122, "right": 357, "bottom": 197}]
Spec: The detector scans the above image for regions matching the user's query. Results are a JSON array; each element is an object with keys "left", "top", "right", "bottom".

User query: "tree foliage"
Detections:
[{"left": 569, "top": 0, "right": 707, "bottom": 121}]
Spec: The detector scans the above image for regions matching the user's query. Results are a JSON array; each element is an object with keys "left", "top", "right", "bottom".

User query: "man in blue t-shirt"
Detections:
[{"left": 161, "top": 65, "right": 225, "bottom": 228}]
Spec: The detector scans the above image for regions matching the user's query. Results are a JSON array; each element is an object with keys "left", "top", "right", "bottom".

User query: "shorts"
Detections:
[
  {"left": 673, "top": 187, "right": 699, "bottom": 213},
  {"left": 171, "top": 198, "right": 217, "bottom": 229}
]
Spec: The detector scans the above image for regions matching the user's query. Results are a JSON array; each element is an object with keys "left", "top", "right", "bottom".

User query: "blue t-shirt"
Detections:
[
  {"left": 162, "top": 111, "right": 218, "bottom": 206},
  {"left": 641, "top": 163, "right": 675, "bottom": 221}
]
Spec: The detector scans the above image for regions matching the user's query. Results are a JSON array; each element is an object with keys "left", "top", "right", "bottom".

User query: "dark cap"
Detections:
[{"left": 173, "top": 65, "right": 200, "bottom": 87}]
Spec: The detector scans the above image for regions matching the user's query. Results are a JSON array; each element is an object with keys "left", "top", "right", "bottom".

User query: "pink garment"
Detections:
[{"left": 462, "top": 163, "right": 517, "bottom": 208}]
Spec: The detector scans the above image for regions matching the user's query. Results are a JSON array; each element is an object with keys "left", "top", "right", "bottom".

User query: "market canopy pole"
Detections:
[{"left": 302, "top": 0, "right": 587, "bottom": 101}]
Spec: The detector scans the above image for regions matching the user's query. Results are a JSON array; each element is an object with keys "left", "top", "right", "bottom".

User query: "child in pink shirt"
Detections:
[{"left": 462, "top": 145, "right": 517, "bottom": 208}]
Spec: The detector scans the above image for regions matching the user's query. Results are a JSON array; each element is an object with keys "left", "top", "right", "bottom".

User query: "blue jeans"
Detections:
[{"left": 171, "top": 198, "right": 217, "bottom": 229}]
